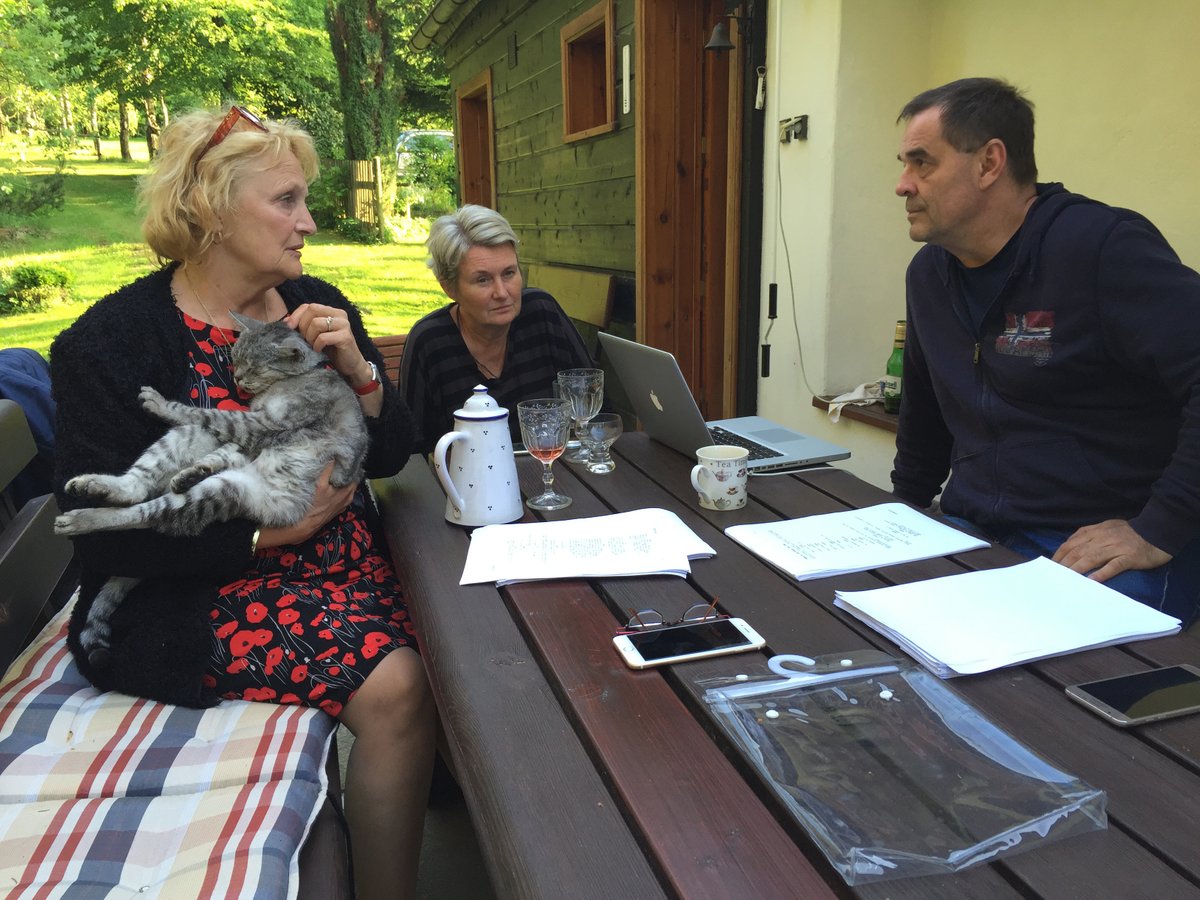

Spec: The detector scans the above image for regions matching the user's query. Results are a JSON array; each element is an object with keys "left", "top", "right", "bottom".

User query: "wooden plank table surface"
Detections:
[{"left": 374, "top": 432, "right": 1200, "bottom": 899}]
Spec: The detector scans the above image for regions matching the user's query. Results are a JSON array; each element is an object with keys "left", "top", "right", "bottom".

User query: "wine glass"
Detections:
[
  {"left": 582, "top": 413, "right": 623, "bottom": 474},
  {"left": 557, "top": 368, "right": 604, "bottom": 464},
  {"left": 517, "top": 398, "right": 573, "bottom": 510}
]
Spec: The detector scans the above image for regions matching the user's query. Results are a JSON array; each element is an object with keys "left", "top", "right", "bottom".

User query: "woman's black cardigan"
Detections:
[{"left": 50, "top": 264, "right": 413, "bottom": 706}]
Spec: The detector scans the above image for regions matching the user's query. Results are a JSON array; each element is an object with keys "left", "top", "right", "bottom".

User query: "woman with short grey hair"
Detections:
[
  {"left": 425, "top": 204, "right": 520, "bottom": 283},
  {"left": 401, "top": 205, "right": 593, "bottom": 452}
]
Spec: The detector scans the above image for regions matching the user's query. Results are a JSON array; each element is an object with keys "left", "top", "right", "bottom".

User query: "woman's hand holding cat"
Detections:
[
  {"left": 256, "top": 462, "right": 356, "bottom": 550},
  {"left": 286, "top": 303, "right": 383, "bottom": 417}
]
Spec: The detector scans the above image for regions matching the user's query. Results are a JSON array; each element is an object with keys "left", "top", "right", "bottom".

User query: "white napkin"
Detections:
[{"left": 826, "top": 381, "right": 883, "bottom": 422}]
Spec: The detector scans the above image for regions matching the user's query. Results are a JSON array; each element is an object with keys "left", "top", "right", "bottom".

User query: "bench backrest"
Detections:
[
  {"left": 374, "top": 333, "right": 408, "bottom": 388},
  {"left": 0, "top": 399, "right": 76, "bottom": 674}
]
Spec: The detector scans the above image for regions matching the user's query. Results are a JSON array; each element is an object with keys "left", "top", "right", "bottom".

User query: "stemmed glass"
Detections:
[
  {"left": 582, "top": 413, "right": 623, "bottom": 474},
  {"left": 557, "top": 368, "right": 604, "bottom": 464},
  {"left": 517, "top": 398, "right": 573, "bottom": 510}
]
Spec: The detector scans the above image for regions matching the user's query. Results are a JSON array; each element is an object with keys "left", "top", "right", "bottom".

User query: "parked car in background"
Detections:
[{"left": 395, "top": 129, "right": 454, "bottom": 182}]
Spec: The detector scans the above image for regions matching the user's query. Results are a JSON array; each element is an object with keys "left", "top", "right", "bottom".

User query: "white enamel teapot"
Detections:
[{"left": 432, "top": 386, "right": 524, "bottom": 526}]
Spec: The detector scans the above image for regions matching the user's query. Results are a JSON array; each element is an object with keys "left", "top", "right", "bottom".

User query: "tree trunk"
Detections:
[
  {"left": 142, "top": 97, "right": 160, "bottom": 159},
  {"left": 160, "top": 95, "right": 169, "bottom": 129},
  {"left": 90, "top": 95, "right": 102, "bottom": 159},
  {"left": 118, "top": 92, "right": 131, "bottom": 161},
  {"left": 60, "top": 89, "right": 74, "bottom": 134},
  {"left": 324, "top": 0, "right": 397, "bottom": 160}
]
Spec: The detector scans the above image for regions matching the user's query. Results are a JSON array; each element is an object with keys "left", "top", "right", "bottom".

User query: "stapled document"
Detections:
[
  {"left": 460, "top": 507, "right": 715, "bottom": 585},
  {"left": 833, "top": 556, "right": 1182, "bottom": 677},
  {"left": 724, "top": 502, "right": 988, "bottom": 581}
]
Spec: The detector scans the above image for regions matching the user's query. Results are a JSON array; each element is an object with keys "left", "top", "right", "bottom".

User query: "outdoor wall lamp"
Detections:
[{"left": 704, "top": 1, "right": 753, "bottom": 52}]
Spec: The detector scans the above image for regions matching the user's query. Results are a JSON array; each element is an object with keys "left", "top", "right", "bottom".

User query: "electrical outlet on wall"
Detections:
[{"left": 779, "top": 114, "right": 809, "bottom": 143}]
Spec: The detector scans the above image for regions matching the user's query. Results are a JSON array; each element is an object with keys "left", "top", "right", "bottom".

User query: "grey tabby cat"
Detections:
[{"left": 55, "top": 312, "right": 368, "bottom": 666}]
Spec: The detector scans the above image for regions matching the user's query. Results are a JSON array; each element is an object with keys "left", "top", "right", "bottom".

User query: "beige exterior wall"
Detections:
[{"left": 757, "top": 0, "right": 1200, "bottom": 491}]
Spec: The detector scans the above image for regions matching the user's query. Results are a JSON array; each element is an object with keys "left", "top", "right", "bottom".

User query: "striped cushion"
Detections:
[{"left": 0, "top": 602, "right": 336, "bottom": 899}]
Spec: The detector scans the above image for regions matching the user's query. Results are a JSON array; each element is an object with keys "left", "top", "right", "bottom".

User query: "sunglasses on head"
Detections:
[{"left": 196, "top": 106, "right": 267, "bottom": 165}]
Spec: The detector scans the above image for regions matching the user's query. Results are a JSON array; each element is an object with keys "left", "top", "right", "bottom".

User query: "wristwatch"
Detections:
[{"left": 353, "top": 360, "right": 383, "bottom": 396}]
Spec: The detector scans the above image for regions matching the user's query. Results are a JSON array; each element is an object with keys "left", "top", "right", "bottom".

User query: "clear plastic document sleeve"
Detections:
[{"left": 702, "top": 651, "right": 1107, "bottom": 884}]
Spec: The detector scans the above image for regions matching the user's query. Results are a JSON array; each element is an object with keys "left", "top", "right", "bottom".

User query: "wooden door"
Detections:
[
  {"left": 457, "top": 68, "right": 496, "bottom": 209},
  {"left": 636, "top": 0, "right": 743, "bottom": 419}
]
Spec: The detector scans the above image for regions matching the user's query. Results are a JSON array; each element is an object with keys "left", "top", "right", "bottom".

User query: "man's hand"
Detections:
[{"left": 1052, "top": 519, "right": 1171, "bottom": 583}]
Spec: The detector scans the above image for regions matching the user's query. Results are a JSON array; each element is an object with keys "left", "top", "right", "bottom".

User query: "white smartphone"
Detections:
[
  {"left": 612, "top": 617, "right": 765, "bottom": 669},
  {"left": 1065, "top": 664, "right": 1200, "bottom": 727}
]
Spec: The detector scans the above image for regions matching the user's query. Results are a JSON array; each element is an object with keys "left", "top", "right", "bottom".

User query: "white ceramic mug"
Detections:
[{"left": 690, "top": 445, "right": 749, "bottom": 510}]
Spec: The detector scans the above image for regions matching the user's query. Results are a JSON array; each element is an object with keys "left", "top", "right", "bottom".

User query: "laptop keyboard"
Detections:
[{"left": 707, "top": 425, "right": 784, "bottom": 461}]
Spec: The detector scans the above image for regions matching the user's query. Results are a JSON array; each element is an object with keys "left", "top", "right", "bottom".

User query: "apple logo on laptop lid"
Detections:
[{"left": 650, "top": 389, "right": 664, "bottom": 412}]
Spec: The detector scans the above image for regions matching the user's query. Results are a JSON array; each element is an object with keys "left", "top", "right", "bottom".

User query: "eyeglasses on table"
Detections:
[{"left": 618, "top": 599, "right": 725, "bottom": 634}]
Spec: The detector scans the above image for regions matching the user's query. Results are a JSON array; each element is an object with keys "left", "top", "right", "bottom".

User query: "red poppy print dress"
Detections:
[{"left": 179, "top": 310, "right": 417, "bottom": 717}]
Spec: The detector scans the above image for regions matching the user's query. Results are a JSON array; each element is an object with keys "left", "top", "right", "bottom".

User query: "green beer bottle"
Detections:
[{"left": 882, "top": 320, "right": 905, "bottom": 414}]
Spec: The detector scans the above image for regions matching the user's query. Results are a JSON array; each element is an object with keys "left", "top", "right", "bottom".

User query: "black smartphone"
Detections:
[
  {"left": 612, "top": 617, "right": 765, "bottom": 669},
  {"left": 1065, "top": 664, "right": 1200, "bottom": 727}
]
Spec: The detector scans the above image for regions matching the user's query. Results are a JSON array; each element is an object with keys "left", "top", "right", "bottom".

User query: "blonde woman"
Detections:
[{"left": 51, "top": 106, "right": 433, "bottom": 900}]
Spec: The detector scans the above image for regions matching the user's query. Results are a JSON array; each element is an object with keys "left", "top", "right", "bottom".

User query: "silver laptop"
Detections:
[{"left": 598, "top": 332, "right": 850, "bottom": 472}]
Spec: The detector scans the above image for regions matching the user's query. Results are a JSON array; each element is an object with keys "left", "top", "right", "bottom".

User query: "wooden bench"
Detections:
[
  {"left": 374, "top": 332, "right": 408, "bottom": 388},
  {"left": 0, "top": 399, "right": 351, "bottom": 899}
]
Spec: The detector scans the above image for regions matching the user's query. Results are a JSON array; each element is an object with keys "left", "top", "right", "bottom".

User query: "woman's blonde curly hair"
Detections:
[{"left": 138, "top": 107, "right": 319, "bottom": 265}]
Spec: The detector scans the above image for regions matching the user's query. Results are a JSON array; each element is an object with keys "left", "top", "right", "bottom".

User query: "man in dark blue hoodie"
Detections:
[{"left": 891, "top": 77, "right": 1200, "bottom": 626}]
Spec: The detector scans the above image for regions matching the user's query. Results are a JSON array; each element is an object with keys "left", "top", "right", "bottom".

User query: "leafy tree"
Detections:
[
  {"left": 390, "top": 2, "right": 452, "bottom": 131},
  {"left": 324, "top": 0, "right": 450, "bottom": 160},
  {"left": 0, "top": 0, "right": 68, "bottom": 137},
  {"left": 44, "top": 0, "right": 341, "bottom": 158},
  {"left": 324, "top": 0, "right": 395, "bottom": 161}
]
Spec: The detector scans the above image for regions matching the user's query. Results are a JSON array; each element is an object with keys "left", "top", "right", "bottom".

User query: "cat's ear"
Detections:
[
  {"left": 229, "top": 311, "right": 264, "bottom": 331},
  {"left": 281, "top": 345, "right": 307, "bottom": 365}
]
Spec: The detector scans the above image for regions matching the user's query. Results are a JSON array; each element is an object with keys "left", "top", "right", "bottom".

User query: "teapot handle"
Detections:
[{"left": 433, "top": 430, "right": 468, "bottom": 517}]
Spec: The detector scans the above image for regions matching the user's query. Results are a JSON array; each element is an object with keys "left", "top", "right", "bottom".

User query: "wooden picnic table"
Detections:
[{"left": 373, "top": 431, "right": 1200, "bottom": 899}]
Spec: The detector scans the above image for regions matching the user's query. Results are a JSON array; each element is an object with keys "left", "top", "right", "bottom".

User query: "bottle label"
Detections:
[{"left": 881, "top": 375, "right": 900, "bottom": 395}]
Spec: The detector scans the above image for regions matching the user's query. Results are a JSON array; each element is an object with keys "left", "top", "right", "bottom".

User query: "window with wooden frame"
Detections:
[{"left": 560, "top": 1, "right": 616, "bottom": 143}]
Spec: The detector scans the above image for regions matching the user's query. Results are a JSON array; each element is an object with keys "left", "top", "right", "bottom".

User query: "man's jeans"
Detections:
[{"left": 943, "top": 518, "right": 1200, "bottom": 629}]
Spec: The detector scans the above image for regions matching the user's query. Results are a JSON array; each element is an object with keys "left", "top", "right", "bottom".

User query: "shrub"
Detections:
[
  {"left": 309, "top": 160, "right": 350, "bottom": 229},
  {"left": 0, "top": 170, "right": 67, "bottom": 220},
  {"left": 0, "top": 263, "right": 74, "bottom": 315},
  {"left": 333, "top": 216, "right": 384, "bottom": 244}
]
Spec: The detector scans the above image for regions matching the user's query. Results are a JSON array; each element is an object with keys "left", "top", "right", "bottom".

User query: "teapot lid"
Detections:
[{"left": 453, "top": 385, "right": 508, "bottom": 422}]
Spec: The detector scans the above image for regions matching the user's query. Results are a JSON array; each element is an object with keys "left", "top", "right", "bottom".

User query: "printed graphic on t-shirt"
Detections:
[{"left": 995, "top": 311, "right": 1054, "bottom": 362}]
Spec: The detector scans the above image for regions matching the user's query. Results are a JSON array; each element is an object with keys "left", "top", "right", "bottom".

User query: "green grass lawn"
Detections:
[{"left": 0, "top": 139, "right": 447, "bottom": 358}]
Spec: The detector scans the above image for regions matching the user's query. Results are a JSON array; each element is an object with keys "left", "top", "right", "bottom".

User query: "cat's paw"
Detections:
[
  {"left": 54, "top": 509, "right": 88, "bottom": 535},
  {"left": 170, "top": 464, "right": 213, "bottom": 493},
  {"left": 64, "top": 474, "right": 140, "bottom": 505},
  {"left": 139, "top": 386, "right": 179, "bottom": 422},
  {"left": 55, "top": 507, "right": 115, "bottom": 536},
  {"left": 65, "top": 474, "right": 104, "bottom": 497},
  {"left": 86, "top": 646, "right": 113, "bottom": 668}
]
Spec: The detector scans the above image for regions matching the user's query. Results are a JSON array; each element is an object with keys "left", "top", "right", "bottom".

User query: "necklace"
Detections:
[
  {"left": 452, "top": 305, "right": 502, "bottom": 379},
  {"left": 180, "top": 268, "right": 238, "bottom": 352}
]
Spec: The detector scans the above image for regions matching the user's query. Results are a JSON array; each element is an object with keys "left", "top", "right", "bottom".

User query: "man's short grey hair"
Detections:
[{"left": 426, "top": 204, "right": 520, "bottom": 283}]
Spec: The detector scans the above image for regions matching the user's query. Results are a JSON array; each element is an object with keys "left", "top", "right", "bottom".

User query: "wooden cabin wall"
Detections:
[{"left": 441, "top": 0, "right": 637, "bottom": 279}]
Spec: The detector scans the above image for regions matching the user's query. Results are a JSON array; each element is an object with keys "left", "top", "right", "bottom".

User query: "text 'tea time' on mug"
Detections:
[{"left": 691, "top": 444, "right": 749, "bottom": 510}]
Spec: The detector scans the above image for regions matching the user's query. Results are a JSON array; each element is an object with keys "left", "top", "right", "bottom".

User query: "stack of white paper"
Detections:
[
  {"left": 459, "top": 507, "right": 716, "bottom": 586},
  {"left": 834, "top": 556, "right": 1182, "bottom": 677},
  {"left": 724, "top": 503, "right": 988, "bottom": 582}
]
